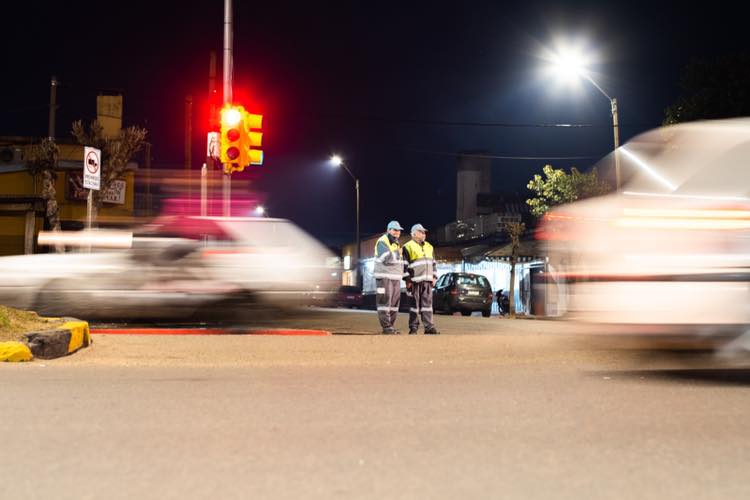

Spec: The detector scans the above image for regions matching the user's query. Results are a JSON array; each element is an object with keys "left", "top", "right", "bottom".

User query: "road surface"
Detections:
[{"left": 2, "top": 309, "right": 748, "bottom": 499}]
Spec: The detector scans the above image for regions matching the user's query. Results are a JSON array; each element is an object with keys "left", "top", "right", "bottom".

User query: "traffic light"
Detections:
[
  {"left": 220, "top": 104, "right": 264, "bottom": 173},
  {"left": 220, "top": 105, "right": 244, "bottom": 170},
  {"left": 245, "top": 112, "right": 263, "bottom": 166}
]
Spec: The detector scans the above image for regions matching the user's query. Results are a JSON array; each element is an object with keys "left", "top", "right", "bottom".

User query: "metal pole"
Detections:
[
  {"left": 185, "top": 95, "right": 193, "bottom": 201},
  {"left": 145, "top": 142, "right": 152, "bottom": 216},
  {"left": 48, "top": 76, "right": 57, "bottom": 141},
  {"left": 222, "top": 0, "right": 233, "bottom": 216},
  {"left": 611, "top": 98, "right": 621, "bottom": 190},
  {"left": 201, "top": 163, "right": 208, "bottom": 217},
  {"left": 355, "top": 178, "right": 360, "bottom": 286},
  {"left": 86, "top": 190, "right": 93, "bottom": 252},
  {"left": 208, "top": 51, "right": 217, "bottom": 172}
]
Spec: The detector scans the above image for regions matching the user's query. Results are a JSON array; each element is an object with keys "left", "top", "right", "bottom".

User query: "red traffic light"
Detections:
[{"left": 227, "top": 146, "right": 240, "bottom": 160}]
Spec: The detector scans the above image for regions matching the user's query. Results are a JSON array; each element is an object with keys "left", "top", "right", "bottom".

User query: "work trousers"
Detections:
[
  {"left": 408, "top": 281, "right": 435, "bottom": 331},
  {"left": 376, "top": 278, "right": 401, "bottom": 330}
]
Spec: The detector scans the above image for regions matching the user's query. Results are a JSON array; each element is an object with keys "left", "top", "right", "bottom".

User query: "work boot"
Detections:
[
  {"left": 382, "top": 327, "right": 397, "bottom": 335},
  {"left": 424, "top": 328, "right": 440, "bottom": 335},
  {"left": 408, "top": 329, "right": 418, "bottom": 335}
]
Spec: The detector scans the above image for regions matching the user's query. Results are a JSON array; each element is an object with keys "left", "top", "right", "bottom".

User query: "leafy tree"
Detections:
[
  {"left": 71, "top": 120, "right": 147, "bottom": 219},
  {"left": 665, "top": 54, "right": 750, "bottom": 125},
  {"left": 26, "top": 138, "right": 63, "bottom": 252},
  {"left": 504, "top": 221, "right": 525, "bottom": 318},
  {"left": 526, "top": 164, "right": 610, "bottom": 218}
]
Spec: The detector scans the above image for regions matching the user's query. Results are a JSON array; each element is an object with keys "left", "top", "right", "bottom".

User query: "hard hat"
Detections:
[
  {"left": 387, "top": 220, "right": 404, "bottom": 231},
  {"left": 411, "top": 223, "right": 427, "bottom": 233}
]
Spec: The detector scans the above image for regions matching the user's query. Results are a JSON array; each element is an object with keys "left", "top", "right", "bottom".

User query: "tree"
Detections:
[
  {"left": 71, "top": 120, "right": 147, "bottom": 219},
  {"left": 26, "top": 138, "right": 63, "bottom": 252},
  {"left": 526, "top": 164, "right": 610, "bottom": 218},
  {"left": 664, "top": 54, "right": 750, "bottom": 125},
  {"left": 504, "top": 222, "right": 525, "bottom": 318}
]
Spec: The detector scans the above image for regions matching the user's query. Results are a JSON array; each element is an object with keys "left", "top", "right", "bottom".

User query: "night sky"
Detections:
[{"left": 2, "top": 1, "right": 746, "bottom": 245}]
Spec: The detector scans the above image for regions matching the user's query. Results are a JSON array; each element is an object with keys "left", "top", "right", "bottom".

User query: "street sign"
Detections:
[
  {"left": 207, "top": 132, "right": 219, "bottom": 159},
  {"left": 83, "top": 147, "right": 101, "bottom": 190}
]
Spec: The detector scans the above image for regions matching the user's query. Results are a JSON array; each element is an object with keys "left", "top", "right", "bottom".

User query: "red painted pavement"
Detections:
[{"left": 91, "top": 328, "right": 331, "bottom": 336}]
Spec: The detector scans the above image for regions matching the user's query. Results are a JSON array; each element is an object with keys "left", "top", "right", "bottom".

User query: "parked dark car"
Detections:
[
  {"left": 336, "top": 285, "right": 364, "bottom": 308},
  {"left": 433, "top": 272, "right": 493, "bottom": 317}
]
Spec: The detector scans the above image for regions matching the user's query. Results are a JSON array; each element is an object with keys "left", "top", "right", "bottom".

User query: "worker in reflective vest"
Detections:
[
  {"left": 374, "top": 220, "right": 406, "bottom": 334},
  {"left": 403, "top": 223, "right": 439, "bottom": 334}
]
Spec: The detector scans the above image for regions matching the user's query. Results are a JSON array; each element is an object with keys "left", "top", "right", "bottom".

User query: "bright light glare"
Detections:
[
  {"left": 620, "top": 146, "right": 677, "bottom": 191},
  {"left": 330, "top": 155, "right": 343, "bottom": 167},
  {"left": 551, "top": 48, "right": 587, "bottom": 81},
  {"left": 255, "top": 206, "right": 265, "bottom": 216},
  {"left": 222, "top": 107, "right": 242, "bottom": 127}
]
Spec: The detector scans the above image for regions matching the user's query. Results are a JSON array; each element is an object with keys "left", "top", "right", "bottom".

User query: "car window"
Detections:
[{"left": 457, "top": 274, "right": 490, "bottom": 287}]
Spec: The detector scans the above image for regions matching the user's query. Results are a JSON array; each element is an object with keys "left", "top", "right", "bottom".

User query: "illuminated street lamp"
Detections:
[
  {"left": 330, "top": 154, "right": 359, "bottom": 284},
  {"left": 549, "top": 45, "right": 622, "bottom": 189},
  {"left": 255, "top": 205, "right": 265, "bottom": 216}
]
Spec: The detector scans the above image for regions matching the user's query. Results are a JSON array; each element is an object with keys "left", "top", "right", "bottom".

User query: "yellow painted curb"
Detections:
[
  {"left": 0, "top": 341, "right": 33, "bottom": 362},
  {"left": 62, "top": 320, "right": 91, "bottom": 354}
]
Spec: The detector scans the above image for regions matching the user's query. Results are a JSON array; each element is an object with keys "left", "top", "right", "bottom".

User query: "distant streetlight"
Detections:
[
  {"left": 255, "top": 205, "right": 265, "bottom": 216},
  {"left": 330, "top": 154, "right": 360, "bottom": 285},
  {"left": 549, "top": 44, "right": 622, "bottom": 189}
]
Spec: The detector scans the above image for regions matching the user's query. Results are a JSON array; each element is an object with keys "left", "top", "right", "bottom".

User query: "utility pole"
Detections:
[
  {"left": 223, "top": 0, "right": 233, "bottom": 217},
  {"left": 611, "top": 98, "right": 621, "bottom": 190},
  {"left": 185, "top": 95, "right": 193, "bottom": 200},
  {"left": 48, "top": 76, "right": 57, "bottom": 140}
]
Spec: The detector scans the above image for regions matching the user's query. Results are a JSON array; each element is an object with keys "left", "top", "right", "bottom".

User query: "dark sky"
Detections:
[{"left": 1, "top": 1, "right": 747, "bottom": 245}]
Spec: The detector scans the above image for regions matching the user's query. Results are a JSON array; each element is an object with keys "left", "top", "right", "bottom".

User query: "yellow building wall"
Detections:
[
  {"left": 0, "top": 160, "right": 136, "bottom": 255},
  {"left": 0, "top": 171, "right": 40, "bottom": 255}
]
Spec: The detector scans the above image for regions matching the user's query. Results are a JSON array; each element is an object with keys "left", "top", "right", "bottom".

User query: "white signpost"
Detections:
[{"left": 83, "top": 147, "right": 101, "bottom": 238}]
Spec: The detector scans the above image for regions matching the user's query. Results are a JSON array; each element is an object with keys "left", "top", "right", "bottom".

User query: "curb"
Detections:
[
  {"left": 24, "top": 318, "right": 92, "bottom": 360},
  {"left": 0, "top": 341, "right": 33, "bottom": 362}
]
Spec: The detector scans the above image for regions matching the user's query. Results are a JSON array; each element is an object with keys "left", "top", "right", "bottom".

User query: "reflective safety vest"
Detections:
[
  {"left": 373, "top": 234, "right": 405, "bottom": 281},
  {"left": 403, "top": 240, "right": 437, "bottom": 283}
]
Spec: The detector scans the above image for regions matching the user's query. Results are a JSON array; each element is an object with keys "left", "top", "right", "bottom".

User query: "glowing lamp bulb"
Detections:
[{"left": 222, "top": 108, "right": 242, "bottom": 127}]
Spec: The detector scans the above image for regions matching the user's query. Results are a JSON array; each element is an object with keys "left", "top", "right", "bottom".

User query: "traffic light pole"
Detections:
[{"left": 222, "top": 0, "right": 233, "bottom": 216}]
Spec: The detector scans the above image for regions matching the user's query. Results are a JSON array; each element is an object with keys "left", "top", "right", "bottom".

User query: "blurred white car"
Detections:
[
  {"left": 0, "top": 216, "right": 341, "bottom": 321},
  {"left": 540, "top": 119, "right": 750, "bottom": 343}
]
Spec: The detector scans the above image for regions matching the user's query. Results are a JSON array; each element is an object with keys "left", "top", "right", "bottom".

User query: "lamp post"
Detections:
[
  {"left": 330, "top": 154, "right": 360, "bottom": 285},
  {"left": 550, "top": 48, "right": 622, "bottom": 189}
]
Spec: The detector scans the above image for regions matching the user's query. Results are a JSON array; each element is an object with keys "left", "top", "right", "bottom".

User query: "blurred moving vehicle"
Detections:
[
  {"left": 335, "top": 285, "right": 363, "bottom": 309},
  {"left": 433, "top": 272, "right": 493, "bottom": 317},
  {"left": 539, "top": 119, "right": 750, "bottom": 354},
  {"left": 0, "top": 216, "right": 341, "bottom": 321}
]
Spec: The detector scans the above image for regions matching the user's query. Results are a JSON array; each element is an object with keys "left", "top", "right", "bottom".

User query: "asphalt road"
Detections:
[{"left": 2, "top": 309, "right": 749, "bottom": 500}]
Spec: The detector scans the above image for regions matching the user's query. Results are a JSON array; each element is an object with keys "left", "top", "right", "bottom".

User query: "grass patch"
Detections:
[{"left": 0, "top": 305, "right": 65, "bottom": 342}]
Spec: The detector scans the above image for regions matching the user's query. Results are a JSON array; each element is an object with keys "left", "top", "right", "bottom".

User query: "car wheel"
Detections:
[
  {"left": 461, "top": 310, "right": 471, "bottom": 317},
  {"left": 482, "top": 309, "right": 491, "bottom": 318}
]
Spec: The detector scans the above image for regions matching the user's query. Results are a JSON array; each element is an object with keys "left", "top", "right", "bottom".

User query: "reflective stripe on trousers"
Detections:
[
  {"left": 376, "top": 278, "right": 401, "bottom": 330},
  {"left": 409, "top": 281, "right": 435, "bottom": 331}
]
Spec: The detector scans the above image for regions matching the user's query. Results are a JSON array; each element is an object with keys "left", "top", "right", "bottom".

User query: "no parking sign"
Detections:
[{"left": 83, "top": 147, "right": 101, "bottom": 190}]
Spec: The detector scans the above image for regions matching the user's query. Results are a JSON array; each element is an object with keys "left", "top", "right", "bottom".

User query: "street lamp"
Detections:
[
  {"left": 549, "top": 45, "right": 622, "bottom": 189},
  {"left": 330, "top": 154, "right": 360, "bottom": 285},
  {"left": 255, "top": 205, "right": 265, "bottom": 216}
]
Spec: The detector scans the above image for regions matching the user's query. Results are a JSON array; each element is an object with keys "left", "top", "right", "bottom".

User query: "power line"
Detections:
[
  {"left": 400, "top": 147, "right": 603, "bottom": 161},
  {"left": 308, "top": 113, "right": 658, "bottom": 129}
]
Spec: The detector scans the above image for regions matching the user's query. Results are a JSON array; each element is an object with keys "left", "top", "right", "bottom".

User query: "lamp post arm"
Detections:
[
  {"left": 341, "top": 163, "right": 357, "bottom": 182},
  {"left": 583, "top": 73, "right": 613, "bottom": 103}
]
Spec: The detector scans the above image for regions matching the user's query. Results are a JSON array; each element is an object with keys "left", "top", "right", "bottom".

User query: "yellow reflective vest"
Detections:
[
  {"left": 403, "top": 240, "right": 437, "bottom": 283},
  {"left": 374, "top": 234, "right": 405, "bottom": 281}
]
